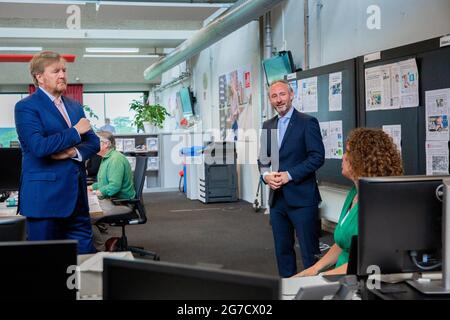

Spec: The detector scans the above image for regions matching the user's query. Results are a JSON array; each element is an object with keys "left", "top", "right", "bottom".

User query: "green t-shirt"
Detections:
[
  {"left": 92, "top": 149, "right": 136, "bottom": 200},
  {"left": 334, "top": 187, "right": 358, "bottom": 268}
]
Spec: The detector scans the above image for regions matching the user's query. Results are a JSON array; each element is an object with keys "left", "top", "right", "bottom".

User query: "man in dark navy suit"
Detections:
[
  {"left": 15, "top": 51, "right": 100, "bottom": 253},
  {"left": 258, "top": 80, "right": 325, "bottom": 277}
]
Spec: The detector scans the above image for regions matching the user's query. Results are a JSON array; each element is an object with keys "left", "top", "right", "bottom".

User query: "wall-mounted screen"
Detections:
[
  {"left": 262, "top": 51, "right": 295, "bottom": 86},
  {"left": 179, "top": 87, "right": 194, "bottom": 117}
]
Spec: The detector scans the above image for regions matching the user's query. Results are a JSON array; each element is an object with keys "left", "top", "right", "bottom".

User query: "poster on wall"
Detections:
[
  {"left": 319, "top": 120, "right": 343, "bottom": 159},
  {"left": 329, "top": 72, "right": 342, "bottom": 112},
  {"left": 289, "top": 79, "right": 303, "bottom": 112},
  {"left": 365, "top": 58, "right": 419, "bottom": 111},
  {"left": 329, "top": 120, "right": 344, "bottom": 159},
  {"left": 218, "top": 65, "right": 252, "bottom": 141},
  {"left": 365, "top": 66, "right": 384, "bottom": 111},
  {"left": 426, "top": 141, "right": 449, "bottom": 175},
  {"left": 382, "top": 124, "right": 402, "bottom": 154},
  {"left": 319, "top": 121, "right": 331, "bottom": 159},
  {"left": 399, "top": 58, "right": 419, "bottom": 108},
  {"left": 425, "top": 88, "right": 450, "bottom": 141},
  {"left": 301, "top": 77, "right": 318, "bottom": 113}
]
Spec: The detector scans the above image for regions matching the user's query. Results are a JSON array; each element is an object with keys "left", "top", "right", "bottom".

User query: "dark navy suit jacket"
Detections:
[
  {"left": 14, "top": 88, "right": 100, "bottom": 218},
  {"left": 258, "top": 108, "right": 325, "bottom": 208}
]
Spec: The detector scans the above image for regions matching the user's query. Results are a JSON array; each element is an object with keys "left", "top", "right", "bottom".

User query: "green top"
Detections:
[
  {"left": 334, "top": 186, "right": 358, "bottom": 268},
  {"left": 92, "top": 149, "right": 136, "bottom": 200}
]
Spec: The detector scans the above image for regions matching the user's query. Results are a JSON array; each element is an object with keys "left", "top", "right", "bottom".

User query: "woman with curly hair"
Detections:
[{"left": 295, "top": 128, "right": 403, "bottom": 276}]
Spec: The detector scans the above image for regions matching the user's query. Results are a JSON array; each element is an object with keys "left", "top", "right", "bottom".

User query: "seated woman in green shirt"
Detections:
[
  {"left": 295, "top": 128, "right": 403, "bottom": 277},
  {"left": 88, "top": 131, "right": 135, "bottom": 200}
]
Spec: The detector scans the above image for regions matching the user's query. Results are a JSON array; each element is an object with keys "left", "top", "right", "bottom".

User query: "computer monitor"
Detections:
[
  {"left": 357, "top": 175, "right": 450, "bottom": 295},
  {"left": 179, "top": 87, "right": 195, "bottom": 117},
  {"left": 358, "top": 175, "right": 444, "bottom": 277},
  {"left": 262, "top": 51, "right": 295, "bottom": 86},
  {"left": 103, "top": 258, "right": 280, "bottom": 300},
  {"left": 0, "top": 147, "right": 22, "bottom": 192},
  {"left": 0, "top": 240, "right": 78, "bottom": 300},
  {"left": 0, "top": 216, "right": 26, "bottom": 241}
]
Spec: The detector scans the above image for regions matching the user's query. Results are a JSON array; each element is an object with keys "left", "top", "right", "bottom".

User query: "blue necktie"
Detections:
[{"left": 278, "top": 117, "right": 289, "bottom": 148}]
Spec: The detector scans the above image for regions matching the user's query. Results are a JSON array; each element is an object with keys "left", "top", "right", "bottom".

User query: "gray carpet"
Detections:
[{"left": 102, "top": 191, "right": 332, "bottom": 277}]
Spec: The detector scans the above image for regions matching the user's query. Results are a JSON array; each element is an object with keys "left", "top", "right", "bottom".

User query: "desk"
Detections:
[
  {"left": 0, "top": 194, "right": 104, "bottom": 218},
  {"left": 364, "top": 281, "right": 450, "bottom": 300},
  {"left": 0, "top": 202, "right": 17, "bottom": 216},
  {"left": 281, "top": 275, "right": 345, "bottom": 300}
]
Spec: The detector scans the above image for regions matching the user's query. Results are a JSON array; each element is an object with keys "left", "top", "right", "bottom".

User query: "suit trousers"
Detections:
[
  {"left": 26, "top": 178, "right": 96, "bottom": 254},
  {"left": 270, "top": 189, "right": 320, "bottom": 277}
]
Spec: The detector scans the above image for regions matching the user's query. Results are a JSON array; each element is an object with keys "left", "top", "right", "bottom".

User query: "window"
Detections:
[
  {"left": 0, "top": 93, "right": 27, "bottom": 147},
  {"left": 83, "top": 92, "right": 144, "bottom": 134}
]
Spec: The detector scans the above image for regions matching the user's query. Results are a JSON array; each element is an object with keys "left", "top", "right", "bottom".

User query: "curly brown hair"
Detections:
[{"left": 346, "top": 128, "right": 403, "bottom": 178}]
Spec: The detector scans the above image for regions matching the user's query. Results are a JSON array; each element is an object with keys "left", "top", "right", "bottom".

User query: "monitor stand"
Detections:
[{"left": 407, "top": 178, "right": 450, "bottom": 295}]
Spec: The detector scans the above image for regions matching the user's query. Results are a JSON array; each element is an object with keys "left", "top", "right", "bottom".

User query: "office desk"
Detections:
[
  {"left": 0, "top": 202, "right": 17, "bottom": 216},
  {"left": 0, "top": 194, "right": 104, "bottom": 218},
  {"left": 281, "top": 275, "right": 346, "bottom": 300},
  {"left": 364, "top": 282, "right": 450, "bottom": 300}
]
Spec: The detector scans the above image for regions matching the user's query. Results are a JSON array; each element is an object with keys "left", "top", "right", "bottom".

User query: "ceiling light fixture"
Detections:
[
  {"left": 85, "top": 47, "right": 140, "bottom": 53},
  {"left": 83, "top": 54, "right": 159, "bottom": 58},
  {"left": 0, "top": 47, "right": 43, "bottom": 52}
]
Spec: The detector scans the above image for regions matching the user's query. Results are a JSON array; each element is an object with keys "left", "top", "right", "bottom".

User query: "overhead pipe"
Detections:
[
  {"left": 303, "top": 0, "right": 310, "bottom": 70},
  {"left": 144, "top": 0, "right": 285, "bottom": 81}
]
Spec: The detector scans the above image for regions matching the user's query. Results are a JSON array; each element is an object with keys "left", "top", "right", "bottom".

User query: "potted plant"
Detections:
[{"left": 129, "top": 99, "right": 170, "bottom": 133}]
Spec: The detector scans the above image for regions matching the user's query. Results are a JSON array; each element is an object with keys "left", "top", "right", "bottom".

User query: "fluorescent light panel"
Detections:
[
  {"left": 83, "top": 54, "right": 159, "bottom": 58},
  {"left": 0, "top": 46, "right": 42, "bottom": 52},
  {"left": 85, "top": 47, "right": 139, "bottom": 53}
]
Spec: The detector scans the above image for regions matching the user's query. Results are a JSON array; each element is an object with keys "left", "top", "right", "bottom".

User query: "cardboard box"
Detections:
[{"left": 77, "top": 251, "right": 134, "bottom": 299}]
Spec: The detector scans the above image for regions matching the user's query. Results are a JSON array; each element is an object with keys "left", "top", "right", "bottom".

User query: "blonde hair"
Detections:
[{"left": 29, "top": 51, "right": 65, "bottom": 86}]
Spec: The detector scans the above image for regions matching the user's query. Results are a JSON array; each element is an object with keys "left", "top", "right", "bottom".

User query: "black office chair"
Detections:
[
  {"left": 95, "top": 155, "right": 159, "bottom": 260},
  {"left": 85, "top": 154, "right": 102, "bottom": 186}
]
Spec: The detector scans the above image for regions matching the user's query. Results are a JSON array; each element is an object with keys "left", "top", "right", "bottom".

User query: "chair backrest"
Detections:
[
  {"left": 133, "top": 156, "right": 147, "bottom": 200},
  {"left": 132, "top": 156, "right": 148, "bottom": 224},
  {"left": 346, "top": 235, "right": 358, "bottom": 275}
]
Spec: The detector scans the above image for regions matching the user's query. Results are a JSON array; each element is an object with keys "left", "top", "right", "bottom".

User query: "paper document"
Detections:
[
  {"left": 426, "top": 141, "right": 449, "bottom": 175},
  {"left": 282, "top": 276, "right": 332, "bottom": 296},
  {"left": 425, "top": 88, "right": 450, "bottom": 141},
  {"left": 329, "top": 72, "right": 343, "bottom": 111},
  {"left": 88, "top": 192, "right": 102, "bottom": 215},
  {"left": 365, "top": 58, "right": 419, "bottom": 111},
  {"left": 382, "top": 124, "right": 402, "bottom": 155},
  {"left": 302, "top": 77, "right": 318, "bottom": 113}
]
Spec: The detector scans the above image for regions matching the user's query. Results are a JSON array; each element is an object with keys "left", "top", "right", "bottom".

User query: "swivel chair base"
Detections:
[{"left": 105, "top": 236, "right": 160, "bottom": 261}]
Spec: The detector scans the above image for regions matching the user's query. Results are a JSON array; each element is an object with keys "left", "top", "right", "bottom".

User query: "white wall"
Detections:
[
  {"left": 268, "top": 0, "right": 450, "bottom": 221},
  {"left": 199, "top": 21, "right": 262, "bottom": 203},
  {"left": 151, "top": 0, "right": 450, "bottom": 215},
  {"left": 155, "top": 21, "right": 262, "bottom": 203},
  {"left": 310, "top": 0, "right": 450, "bottom": 67}
]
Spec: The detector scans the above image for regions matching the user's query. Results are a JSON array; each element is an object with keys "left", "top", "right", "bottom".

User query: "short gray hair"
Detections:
[
  {"left": 268, "top": 79, "right": 293, "bottom": 92},
  {"left": 97, "top": 131, "right": 115, "bottom": 149}
]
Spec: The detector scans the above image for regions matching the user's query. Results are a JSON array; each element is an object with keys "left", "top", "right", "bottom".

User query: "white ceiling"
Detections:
[
  {"left": 0, "top": 1, "right": 233, "bottom": 50},
  {"left": 0, "top": 0, "right": 236, "bottom": 85}
]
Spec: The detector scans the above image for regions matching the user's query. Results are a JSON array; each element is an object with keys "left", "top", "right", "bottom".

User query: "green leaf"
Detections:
[{"left": 129, "top": 98, "right": 170, "bottom": 130}]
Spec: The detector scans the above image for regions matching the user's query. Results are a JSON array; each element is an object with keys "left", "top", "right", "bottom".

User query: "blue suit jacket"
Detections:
[
  {"left": 14, "top": 89, "right": 100, "bottom": 218},
  {"left": 258, "top": 108, "right": 325, "bottom": 208}
]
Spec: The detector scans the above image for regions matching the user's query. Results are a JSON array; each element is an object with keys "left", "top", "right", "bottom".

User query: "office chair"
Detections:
[
  {"left": 95, "top": 155, "right": 159, "bottom": 260},
  {"left": 85, "top": 154, "right": 102, "bottom": 186}
]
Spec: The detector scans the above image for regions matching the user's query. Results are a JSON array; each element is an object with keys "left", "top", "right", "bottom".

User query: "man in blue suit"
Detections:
[
  {"left": 258, "top": 80, "right": 325, "bottom": 277},
  {"left": 15, "top": 51, "right": 100, "bottom": 253}
]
